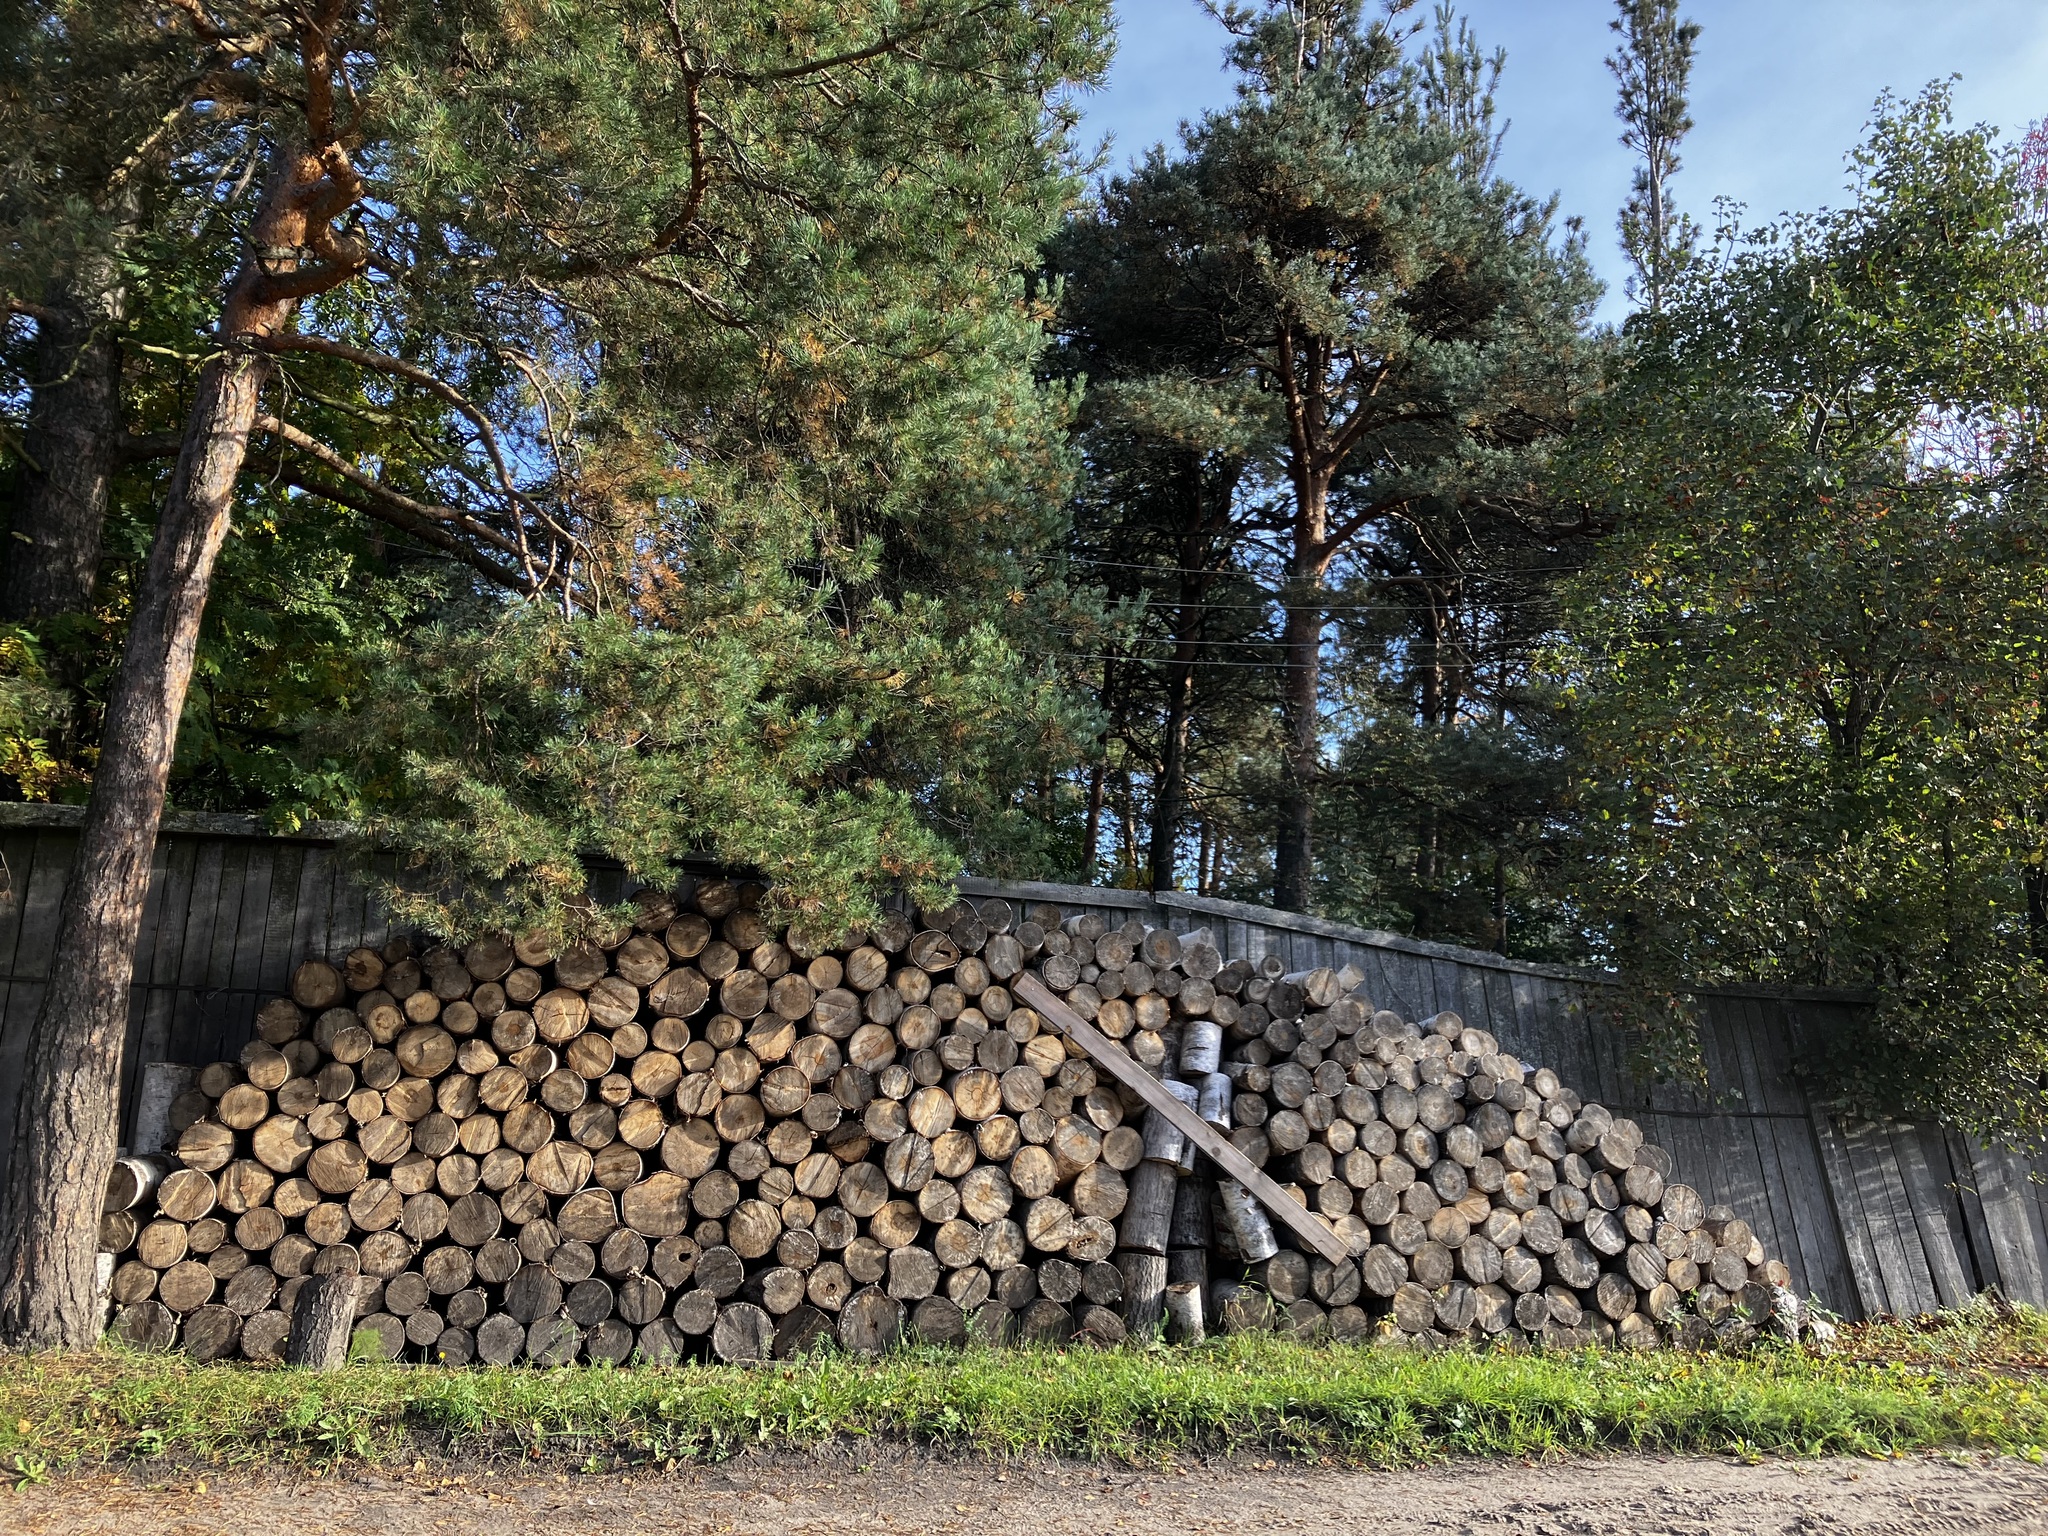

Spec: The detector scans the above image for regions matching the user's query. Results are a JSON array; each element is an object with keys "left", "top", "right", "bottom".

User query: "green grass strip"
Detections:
[{"left": 5, "top": 1327, "right": 2047, "bottom": 1472}]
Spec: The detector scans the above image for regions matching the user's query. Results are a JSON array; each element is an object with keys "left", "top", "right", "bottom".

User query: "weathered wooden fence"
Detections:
[{"left": 3, "top": 803, "right": 2043, "bottom": 1320}]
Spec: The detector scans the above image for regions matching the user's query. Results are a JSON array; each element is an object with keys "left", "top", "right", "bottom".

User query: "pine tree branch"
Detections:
[
  {"left": 252, "top": 415, "right": 549, "bottom": 596},
  {"left": 713, "top": 3, "right": 1010, "bottom": 83},
  {"left": 115, "top": 432, "right": 187, "bottom": 463},
  {"left": 253, "top": 335, "right": 535, "bottom": 522},
  {"left": 271, "top": 461, "right": 541, "bottom": 595}
]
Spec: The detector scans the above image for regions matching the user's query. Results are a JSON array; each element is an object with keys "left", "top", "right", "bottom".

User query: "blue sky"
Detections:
[{"left": 1075, "top": 0, "right": 2048, "bottom": 319}]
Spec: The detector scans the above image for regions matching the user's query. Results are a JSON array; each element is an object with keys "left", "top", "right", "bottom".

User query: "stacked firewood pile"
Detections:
[
  {"left": 1044, "top": 925, "right": 1807, "bottom": 1350},
  {"left": 101, "top": 884, "right": 1145, "bottom": 1364},
  {"left": 98, "top": 883, "right": 1810, "bottom": 1363}
]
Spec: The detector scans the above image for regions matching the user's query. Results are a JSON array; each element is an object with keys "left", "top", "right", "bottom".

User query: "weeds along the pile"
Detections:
[{"left": 4, "top": 1318, "right": 2047, "bottom": 1472}]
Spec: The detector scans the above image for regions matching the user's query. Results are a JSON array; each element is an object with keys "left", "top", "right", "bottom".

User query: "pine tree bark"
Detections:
[
  {"left": 1147, "top": 495, "right": 1217, "bottom": 893},
  {"left": 1, "top": 236, "right": 129, "bottom": 623},
  {"left": 1273, "top": 572, "right": 1325, "bottom": 912},
  {"left": 0, "top": 83, "right": 362, "bottom": 1345},
  {"left": 1271, "top": 321, "right": 1334, "bottom": 915},
  {"left": 1148, "top": 641, "right": 1196, "bottom": 893}
]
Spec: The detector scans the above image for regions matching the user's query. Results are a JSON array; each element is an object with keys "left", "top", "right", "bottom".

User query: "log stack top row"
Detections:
[{"left": 97, "top": 877, "right": 1815, "bottom": 1364}]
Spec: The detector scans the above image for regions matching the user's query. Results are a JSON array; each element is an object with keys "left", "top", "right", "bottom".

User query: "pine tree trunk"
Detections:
[
  {"left": 0, "top": 148, "right": 322, "bottom": 1349},
  {"left": 1148, "top": 647, "right": 1195, "bottom": 892},
  {"left": 1, "top": 222, "right": 132, "bottom": 623},
  {"left": 1273, "top": 590, "right": 1322, "bottom": 911},
  {"left": 1082, "top": 762, "right": 1105, "bottom": 877}
]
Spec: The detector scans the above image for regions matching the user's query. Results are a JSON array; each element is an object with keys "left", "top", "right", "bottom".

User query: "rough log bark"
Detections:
[{"left": 284, "top": 1272, "right": 358, "bottom": 1369}]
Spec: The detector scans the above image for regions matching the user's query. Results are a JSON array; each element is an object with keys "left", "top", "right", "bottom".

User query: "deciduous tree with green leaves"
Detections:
[{"left": 1553, "top": 89, "right": 2048, "bottom": 1135}]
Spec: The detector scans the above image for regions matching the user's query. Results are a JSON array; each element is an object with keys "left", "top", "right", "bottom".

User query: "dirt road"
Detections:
[{"left": 5, "top": 1451, "right": 2044, "bottom": 1535}]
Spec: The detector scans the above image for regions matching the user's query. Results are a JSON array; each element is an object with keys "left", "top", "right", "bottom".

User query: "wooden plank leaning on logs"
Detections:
[{"left": 1013, "top": 971, "right": 1347, "bottom": 1266}]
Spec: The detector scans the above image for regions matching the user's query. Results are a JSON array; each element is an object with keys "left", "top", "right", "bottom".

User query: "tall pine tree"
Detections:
[
  {"left": 1607, "top": 0, "right": 1702, "bottom": 312},
  {"left": 1053, "top": 0, "right": 1593, "bottom": 911},
  {"left": 0, "top": 0, "right": 1107, "bottom": 1347}
]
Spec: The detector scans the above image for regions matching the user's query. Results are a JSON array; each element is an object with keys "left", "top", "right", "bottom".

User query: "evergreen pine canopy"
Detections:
[
  {"left": 1, "top": 0, "right": 1114, "bottom": 934},
  {"left": 1047, "top": 0, "right": 1594, "bottom": 916}
]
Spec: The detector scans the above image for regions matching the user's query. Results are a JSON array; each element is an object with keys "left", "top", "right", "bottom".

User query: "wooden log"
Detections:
[
  {"left": 1546, "top": 1236, "right": 1601, "bottom": 1291},
  {"left": 574, "top": 1316, "right": 630, "bottom": 1364},
  {"left": 104, "top": 1155, "right": 174, "bottom": 1214},
  {"left": 690, "top": 1244, "right": 742, "bottom": 1298},
  {"left": 591, "top": 1141, "right": 640, "bottom": 1191},
  {"left": 1016, "top": 974, "right": 1345, "bottom": 1265},
  {"left": 1117, "top": 1159, "right": 1178, "bottom": 1256},
  {"left": 111, "top": 1300, "right": 177, "bottom": 1350},
  {"left": 174, "top": 1120, "right": 235, "bottom": 1174},
  {"left": 724, "top": 1198, "right": 780, "bottom": 1260},
  {"left": 950, "top": 1068, "right": 1003, "bottom": 1122},
  {"left": 496, "top": 1265, "right": 559, "bottom": 1327},
  {"left": 150, "top": 1260, "right": 215, "bottom": 1319},
  {"left": 1262, "top": 1250, "right": 1311, "bottom": 1305},
  {"left": 837, "top": 1286, "right": 905, "bottom": 1354},
  {"left": 1659, "top": 1183, "right": 1705, "bottom": 1231},
  {"left": 671, "top": 1289, "right": 719, "bottom": 1336},
  {"left": 1208, "top": 1283, "right": 1270, "bottom": 1345},
  {"left": 790, "top": 1257, "right": 849, "bottom": 1313},
  {"left": 631, "top": 1318, "right": 687, "bottom": 1364},
  {"left": 1216, "top": 1178, "right": 1280, "bottom": 1264},
  {"left": 619, "top": 1172, "right": 692, "bottom": 1239},
  {"left": 284, "top": 1272, "right": 358, "bottom": 1369},
  {"left": 1163, "top": 1281, "right": 1205, "bottom": 1344},
  {"left": 913, "top": 1177, "right": 959, "bottom": 1225},
  {"left": 1580, "top": 1207, "right": 1627, "bottom": 1257},
  {"left": 178, "top": 1304, "right": 240, "bottom": 1361},
  {"left": 1019, "top": 1297, "right": 1074, "bottom": 1344},
  {"left": 475, "top": 1313, "right": 526, "bottom": 1365},
  {"left": 794, "top": 1161, "right": 867, "bottom": 1223},
  {"left": 550, "top": 1240, "right": 599, "bottom": 1285},
  {"left": 566, "top": 1277, "right": 616, "bottom": 1328},
  {"left": 229, "top": 1308, "right": 289, "bottom": 1362},
  {"left": 520, "top": 1327, "right": 585, "bottom": 1368},
  {"left": 527, "top": 1141, "right": 593, "bottom": 1197},
  {"left": 149, "top": 1168, "right": 215, "bottom": 1225},
  {"left": 1100, "top": 1125, "right": 1145, "bottom": 1172},
  {"left": 872, "top": 1243, "right": 937, "bottom": 1302},
  {"left": 1595, "top": 1272, "right": 1639, "bottom": 1322},
  {"left": 750, "top": 1302, "right": 828, "bottom": 1363},
  {"left": 1542, "top": 1284, "right": 1584, "bottom": 1328},
  {"left": 1519, "top": 1206, "right": 1564, "bottom": 1255},
  {"left": 346, "top": 1178, "right": 402, "bottom": 1234},
  {"left": 1117, "top": 1250, "right": 1168, "bottom": 1337},
  {"left": 882, "top": 1132, "right": 934, "bottom": 1193},
  {"left": 1023, "top": 1197, "right": 1074, "bottom": 1253},
  {"left": 977, "top": 1216, "right": 1025, "bottom": 1274},
  {"left": 972, "top": 1114, "right": 1020, "bottom": 1163}
]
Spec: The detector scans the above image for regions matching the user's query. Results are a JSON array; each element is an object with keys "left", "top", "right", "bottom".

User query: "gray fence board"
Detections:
[
  {"left": 1890, "top": 1125, "right": 1973, "bottom": 1308},
  {"left": 1971, "top": 1143, "right": 2048, "bottom": 1306},
  {"left": 1810, "top": 1113, "right": 1891, "bottom": 1315},
  {"left": 0, "top": 832, "right": 73, "bottom": 1162}
]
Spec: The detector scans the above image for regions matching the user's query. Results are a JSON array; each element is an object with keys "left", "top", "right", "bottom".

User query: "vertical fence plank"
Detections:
[
  {"left": 0, "top": 832, "right": 70, "bottom": 1164},
  {"left": 1970, "top": 1143, "right": 2048, "bottom": 1306},
  {"left": 1887, "top": 1124, "right": 1974, "bottom": 1308},
  {"left": 1808, "top": 1113, "right": 1887, "bottom": 1318}
]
